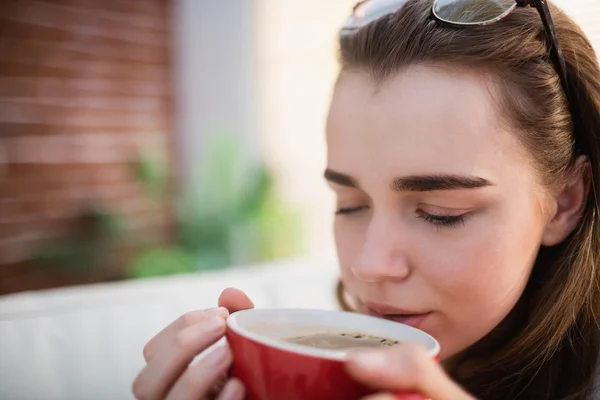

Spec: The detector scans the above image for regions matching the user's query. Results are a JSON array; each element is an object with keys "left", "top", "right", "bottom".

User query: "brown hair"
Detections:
[{"left": 335, "top": 1, "right": 600, "bottom": 399}]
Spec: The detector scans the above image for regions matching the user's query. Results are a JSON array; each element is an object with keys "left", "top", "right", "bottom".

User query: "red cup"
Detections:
[{"left": 226, "top": 308, "right": 440, "bottom": 400}]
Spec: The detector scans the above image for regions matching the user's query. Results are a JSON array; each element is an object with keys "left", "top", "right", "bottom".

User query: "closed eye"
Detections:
[
  {"left": 335, "top": 205, "right": 369, "bottom": 215},
  {"left": 417, "top": 211, "right": 466, "bottom": 228}
]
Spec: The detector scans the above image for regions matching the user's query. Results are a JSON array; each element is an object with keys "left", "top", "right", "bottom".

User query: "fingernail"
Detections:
[
  {"left": 351, "top": 351, "right": 388, "bottom": 370},
  {"left": 204, "top": 344, "right": 231, "bottom": 367},
  {"left": 204, "top": 316, "right": 226, "bottom": 333},
  {"left": 178, "top": 317, "right": 225, "bottom": 344},
  {"left": 208, "top": 307, "right": 229, "bottom": 318}
]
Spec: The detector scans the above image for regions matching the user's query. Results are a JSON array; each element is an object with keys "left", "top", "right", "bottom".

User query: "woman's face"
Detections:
[{"left": 325, "top": 66, "right": 551, "bottom": 359}]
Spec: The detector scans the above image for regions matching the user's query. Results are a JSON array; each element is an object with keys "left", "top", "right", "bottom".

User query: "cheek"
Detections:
[{"left": 422, "top": 207, "right": 544, "bottom": 357}]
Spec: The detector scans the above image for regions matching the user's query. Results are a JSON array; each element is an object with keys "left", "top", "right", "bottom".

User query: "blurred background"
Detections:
[
  {"left": 0, "top": 2, "right": 599, "bottom": 399},
  {"left": 0, "top": 0, "right": 598, "bottom": 295}
]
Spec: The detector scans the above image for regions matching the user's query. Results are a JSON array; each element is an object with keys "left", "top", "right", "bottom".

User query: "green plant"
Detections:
[
  {"left": 127, "top": 246, "right": 195, "bottom": 278},
  {"left": 127, "top": 131, "right": 303, "bottom": 278},
  {"left": 132, "top": 148, "right": 168, "bottom": 199}
]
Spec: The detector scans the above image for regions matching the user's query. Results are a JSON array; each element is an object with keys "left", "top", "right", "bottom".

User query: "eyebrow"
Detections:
[
  {"left": 324, "top": 169, "right": 359, "bottom": 188},
  {"left": 392, "top": 174, "right": 492, "bottom": 191},
  {"left": 324, "top": 169, "right": 492, "bottom": 192}
]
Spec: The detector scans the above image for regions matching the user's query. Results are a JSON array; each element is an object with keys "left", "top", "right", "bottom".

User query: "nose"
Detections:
[{"left": 351, "top": 212, "right": 412, "bottom": 282}]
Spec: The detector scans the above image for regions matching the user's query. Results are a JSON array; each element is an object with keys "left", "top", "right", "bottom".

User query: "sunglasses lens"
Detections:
[
  {"left": 432, "top": 0, "right": 516, "bottom": 25},
  {"left": 343, "top": 0, "right": 411, "bottom": 31}
]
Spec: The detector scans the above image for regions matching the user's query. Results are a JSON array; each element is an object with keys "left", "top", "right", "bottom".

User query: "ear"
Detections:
[{"left": 542, "top": 156, "right": 591, "bottom": 247}]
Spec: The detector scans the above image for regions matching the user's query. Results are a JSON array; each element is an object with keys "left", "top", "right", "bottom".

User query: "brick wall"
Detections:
[{"left": 0, "top": 0, "right": 175, "bottom": 294}]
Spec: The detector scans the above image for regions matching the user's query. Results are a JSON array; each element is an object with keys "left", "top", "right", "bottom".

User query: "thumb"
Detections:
[{"left": 218, "top": 288, "right": 254, "bottom": 313}]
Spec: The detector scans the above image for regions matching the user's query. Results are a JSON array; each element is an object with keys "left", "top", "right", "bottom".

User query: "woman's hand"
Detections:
[
  {"left": 345, "top": 343, "right": 476, "bottom": 400},
  {"left": 132, "top": 288, "right": 254, "bottom": 400}
]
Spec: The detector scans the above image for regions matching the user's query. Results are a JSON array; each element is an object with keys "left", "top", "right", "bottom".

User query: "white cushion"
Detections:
[{"left": 0, "top": 257, "right": 340, "bottom": 400}]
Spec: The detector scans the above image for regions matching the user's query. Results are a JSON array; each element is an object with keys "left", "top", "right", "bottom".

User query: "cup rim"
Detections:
[{"left": 226, "top": 308, "right": 440, "bottom": 361}]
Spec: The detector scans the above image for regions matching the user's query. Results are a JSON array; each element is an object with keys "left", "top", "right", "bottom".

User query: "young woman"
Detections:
[{"left": 132, "top": 0, "right": 600, "bottom": 399}]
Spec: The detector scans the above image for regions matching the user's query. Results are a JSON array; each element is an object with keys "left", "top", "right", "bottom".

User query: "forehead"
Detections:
[{"left": 326, "top": 66, "right": 531, "bottom": 180}]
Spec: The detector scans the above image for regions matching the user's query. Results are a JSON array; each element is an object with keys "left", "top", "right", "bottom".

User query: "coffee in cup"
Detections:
[{"left": 283, "top": 331, "right": 399, "bottom": 350}]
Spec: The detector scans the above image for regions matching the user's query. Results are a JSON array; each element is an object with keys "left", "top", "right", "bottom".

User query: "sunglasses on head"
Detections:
[{"left": 341, "top": 0, "right": 580, "bottom": 150}]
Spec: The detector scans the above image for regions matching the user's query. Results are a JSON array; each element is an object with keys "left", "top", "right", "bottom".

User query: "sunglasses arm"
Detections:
[{"left": 516, "top": 0, "right": 536, "bottom": 6}]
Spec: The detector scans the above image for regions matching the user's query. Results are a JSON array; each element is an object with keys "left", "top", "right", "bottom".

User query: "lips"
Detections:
[
  {"left": 363, "top": 301, "right": 431, "bottom": 329},
  {"left": 377, "top": 313, "right": 430, "bottom": 329}
]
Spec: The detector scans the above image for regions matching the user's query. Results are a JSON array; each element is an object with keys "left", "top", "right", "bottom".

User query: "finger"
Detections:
[
  {"left": 395, "top": 393, "right": 428, "bottom": 400},
  {"left": 133, "top": 316, "right": 227, "bottom": 400},
  {"left": 165, "top": 345, "right": 232, "bottom": 400},
  {"left": 362, "top": 394, "right": 397, "bottom": 400},
  {"left": 346, "top": 344, "right": 475, "bottom": 400},
  {"left": 362, "top": 394, "right": 427, "bottom": 400},
  {"left": 218, "top": 288, "right": 254, "bottom": 313},
  {"left": 143, "top": 307, "right": 228, "bottom": 362},
  {"left": 215, "top": 378, "right": 246, "bottom": 400},
  {"left": 362, "top": 396, "right": 427, "bottom": 400}
]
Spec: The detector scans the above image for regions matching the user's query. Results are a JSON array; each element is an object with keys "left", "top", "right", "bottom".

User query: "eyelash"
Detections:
[
  {"left": 335, "top": 206, "right": 466, "bottom": 229},
  {"left": 417, "top": 213, "right": 465, "bottom": 228},
  {"left": 335, "top": 206, "right": 368, "bottom": 215}
]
